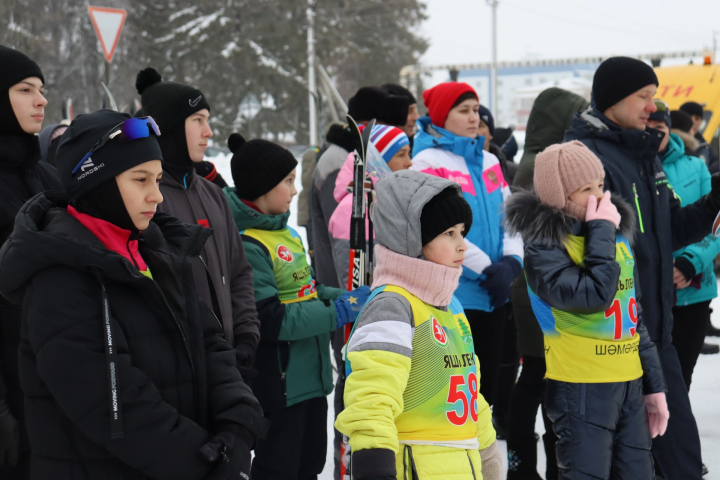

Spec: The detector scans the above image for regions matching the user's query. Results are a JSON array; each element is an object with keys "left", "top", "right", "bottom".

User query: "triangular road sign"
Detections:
[{"left": 88, "top": 6, "right": 127, "bottom": 63}]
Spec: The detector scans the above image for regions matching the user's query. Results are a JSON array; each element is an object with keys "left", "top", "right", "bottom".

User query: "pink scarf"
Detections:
[{"left": 371, "top": 244, "right": 461, "bottom": 307}]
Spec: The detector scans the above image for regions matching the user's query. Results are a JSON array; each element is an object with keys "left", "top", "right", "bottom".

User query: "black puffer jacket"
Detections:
[
  {"left": 504, "top": 190, "right": 666, "bottom": 394},
  {"left": 565, "top": 109, "right": 716, "bottom": 347},
  {"left": 0, "top": 135, "right": 62, "bottom": 454},
  {"left": 0, "top": 192, "right": 267, "bottom": 480}
]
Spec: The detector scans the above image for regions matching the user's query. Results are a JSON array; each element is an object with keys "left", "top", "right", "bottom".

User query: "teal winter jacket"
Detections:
[{"left": 662, "top": 132, "right": 720, "bottom": 306}]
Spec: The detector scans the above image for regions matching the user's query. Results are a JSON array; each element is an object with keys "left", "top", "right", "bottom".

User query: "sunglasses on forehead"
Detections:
[{"left": 71, "top": 117, "right": 161, "bottom": 175}]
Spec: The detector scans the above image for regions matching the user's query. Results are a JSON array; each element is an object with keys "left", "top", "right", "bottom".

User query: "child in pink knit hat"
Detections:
[
  {"left": 336, "top": 170, "right": 503, "bottom": 480},
  {"left": 504, "top": 141, "right": 669, "bottom": 480}
]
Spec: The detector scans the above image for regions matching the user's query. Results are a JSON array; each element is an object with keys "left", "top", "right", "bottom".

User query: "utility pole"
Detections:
[
  {"left": 487, "top": 0, "right": 499, "bottom": 118},
  {"left": 307, "top": 0, "right": 318, "bottom": 147}
]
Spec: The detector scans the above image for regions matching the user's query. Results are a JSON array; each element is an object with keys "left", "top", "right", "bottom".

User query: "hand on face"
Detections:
[
  {"left": 116, "top": 160, "right": 164, "bottom": 231},
  {"left": 8, "top": 77, "right": 47, "bottom": 134},
  {"left": 584, "top": 191, "right": 621, "bottom": 229},
  {"left": 254, "top": 168, "right": 297, "bottom": 216},
  {"left": 421, "top": 223, "right": 467, "bottom": 268},
  {"left": 646, "top": 119, "right": 670, "bottom": 151},
  {"left": 185, "top": 109, "right": 213, "bottom": 162}
]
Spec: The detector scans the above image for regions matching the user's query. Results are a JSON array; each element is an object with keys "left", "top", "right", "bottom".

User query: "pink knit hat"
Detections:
[{"left": 533, "top": 141, "right": 605, "bottom": 221}]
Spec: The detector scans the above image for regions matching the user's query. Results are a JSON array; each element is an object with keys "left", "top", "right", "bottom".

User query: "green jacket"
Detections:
[
  {"left": 661, "top": 132, "right": 720, "bottom": 306},
  {"left": 224, "top": 187, "right": 344, "bottom": 411}
]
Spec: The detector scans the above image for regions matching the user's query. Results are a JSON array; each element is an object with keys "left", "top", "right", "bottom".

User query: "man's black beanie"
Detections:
[
  {"left": 135, "top": 67, "right": 210, "bottom": 132},
  {"left": 348, "top": 86, "right": 409, "bottom": 127},
  {"left": 592, "top": 57, "right": 658, "bottom": 112},
  {"left": 228, "top": 133, "right": 298, "bottom": 201},
  {"left": 420, "top": 186, "right": 473, "bottom": 246},
  {"left": 679, "top": 101, "right": 704, "bottom": 118},
  {"left": 55, "top": 110, "right": 163, "bottom": 200},
  {"left": 0, "top": 46, "right": 45, "bottom": 135}
]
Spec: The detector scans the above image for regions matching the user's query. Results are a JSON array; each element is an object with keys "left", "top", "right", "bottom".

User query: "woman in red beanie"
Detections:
[{"left": 410, "top": 82, "right": 524, "bottom": 408}]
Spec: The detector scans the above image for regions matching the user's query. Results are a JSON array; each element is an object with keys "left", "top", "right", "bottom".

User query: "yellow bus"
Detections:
[{"left": 654, "top": 60, "right": 720, "bottom": 158}]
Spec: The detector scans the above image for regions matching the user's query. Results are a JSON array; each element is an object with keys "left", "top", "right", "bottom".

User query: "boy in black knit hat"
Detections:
[
  {"left": 223, "top": 133, "right": 370, "bottom": 479},
  {"left": 135, "top": 67, "right": 261, "bottom": 383},
  {"left": 0, "top": 45, "right": 62, "bottom": 479}
]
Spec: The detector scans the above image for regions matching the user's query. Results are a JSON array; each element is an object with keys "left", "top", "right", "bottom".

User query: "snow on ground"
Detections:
[{"left": 211, "top": 150, "right": 719, "bottom": 479}]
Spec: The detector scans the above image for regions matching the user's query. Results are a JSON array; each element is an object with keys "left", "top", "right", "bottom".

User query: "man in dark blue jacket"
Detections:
[{"left": 564, "top": 56, "right": 720, "bottom": 480}]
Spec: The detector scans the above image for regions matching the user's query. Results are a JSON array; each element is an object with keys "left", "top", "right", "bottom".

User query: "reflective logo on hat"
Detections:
[
  {"left": 80, "top": 158, "right": 95, "bottom": 171},
  {"left": 276, "top": 245, "right": 293, "bottom": 263},
  {"left": 189, "top": 95, "right": 203, "bottom": 107}
]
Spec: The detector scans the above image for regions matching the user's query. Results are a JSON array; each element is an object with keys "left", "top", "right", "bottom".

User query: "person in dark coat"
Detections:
[
  {"left": 505, "top": 86, "right": 589, "bottom": 480},
  {"left": 505, "top": 141, "right": 667, "bottom": 480},
  {"left": 0, "top": 45, "right": 62, "bottom": 479},
  {"left": 564, "top": 56, "right": 720, "bottom": 480},
  {"left": 0, "top": 109, "right": 267, "bottom": 480},
  {"left": 136, "top": 68, "right": 260, "bottom": 384}
]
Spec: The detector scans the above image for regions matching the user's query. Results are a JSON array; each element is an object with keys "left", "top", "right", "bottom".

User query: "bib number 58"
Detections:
[{"left": 446, "top": 373, "right": 478, "bottom": 426}]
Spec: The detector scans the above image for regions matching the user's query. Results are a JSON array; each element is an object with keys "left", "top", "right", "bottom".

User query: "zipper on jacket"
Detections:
[
  {"left": 467, "top": 451, "right": 478, "bottom": 479},
  {"left": 632, "top": 183, "right": 645, "bottom": 234},
  {"left": 125, "top": 264, "right": 198, "bottom": 402}
]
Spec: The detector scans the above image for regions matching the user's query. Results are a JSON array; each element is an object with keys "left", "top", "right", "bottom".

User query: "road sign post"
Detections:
[{"left": 88, "top": 6, "right": 127, "bottom": 108}]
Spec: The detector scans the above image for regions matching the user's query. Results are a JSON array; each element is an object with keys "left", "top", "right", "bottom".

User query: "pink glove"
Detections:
[
  {"left": 644, "top": 392, "right": 669, "bottom": 438},
  {"left": 585, "top": 191, "right": 621, "bottom": 229}
]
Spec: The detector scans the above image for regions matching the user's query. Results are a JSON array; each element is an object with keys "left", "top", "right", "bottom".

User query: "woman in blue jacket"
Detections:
[
  {"left": 410, "top": 82, "right": 524, "bottom": 405},
  {"left": 648, "top": 102, "right": 720, "bottom": 389}
]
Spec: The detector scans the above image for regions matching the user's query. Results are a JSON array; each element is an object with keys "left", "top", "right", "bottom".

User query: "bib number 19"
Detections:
[
  {"left": 605, "top": 297, "right": 638, "bottom": 340},
  {"left": 446, "top": 373, "right": 478, "bottom": 426}
]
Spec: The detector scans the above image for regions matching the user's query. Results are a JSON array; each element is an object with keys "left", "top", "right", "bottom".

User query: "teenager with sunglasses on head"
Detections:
[
  {"left": 0, "top": 110, "right": 267, "bottom": 480},
  {"left": 0, "top": 45, "right": 62, "bottom": 479},
  {"left": 135, "top": 68, "right": 261, "bottom": 385}
]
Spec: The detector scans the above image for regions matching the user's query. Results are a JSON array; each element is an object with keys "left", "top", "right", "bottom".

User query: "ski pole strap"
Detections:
[{"left": 89, "top": 266, "right": 124, "bottom": 440}]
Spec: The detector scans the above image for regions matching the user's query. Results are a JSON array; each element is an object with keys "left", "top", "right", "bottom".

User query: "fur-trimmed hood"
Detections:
[
  {"left": 671, "top": 129, "right": 699, "bottom": 153},
  {"left": 504, "top": 189, "right": 637, "bottom": 246}
]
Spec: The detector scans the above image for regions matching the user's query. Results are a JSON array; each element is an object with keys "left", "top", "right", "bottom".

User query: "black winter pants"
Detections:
[
  {"left": 651, "top": 343, "right": 703, "bottom": 480},
  {"left": 252, "top": 396, "right": 328, "bottom": 480},
  {"left": 545, "top": 378, "right": 653, "bottom": 480},
  {"left": 466, "top": 307, "right": 506, "bottom": 405},
  {"left": 671, "top": 300, "right": 710, "bottom": 390}
]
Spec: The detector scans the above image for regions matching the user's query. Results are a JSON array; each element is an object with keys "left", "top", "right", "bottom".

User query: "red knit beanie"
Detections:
[{"left": 422, "top": 82, "right": 478, "bottom": 129}]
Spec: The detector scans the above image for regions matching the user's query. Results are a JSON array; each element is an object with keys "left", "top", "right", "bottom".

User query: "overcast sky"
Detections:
[{"left": 419, "top": 0, "right": 720, "bottom": 66}]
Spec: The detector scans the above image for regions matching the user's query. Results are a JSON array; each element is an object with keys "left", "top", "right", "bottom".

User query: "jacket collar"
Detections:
[
  {"left": 161, "top": 167, "right": 196, "bottom": 190},
  {"left": 67, "top": 205, "right": 148, "bottom": 272},
  {"left": 0, "top": 191, "right": 210, "bottom": 303},
  {"left": 224, "top": 187, "right": 290, "bottom": 232},
  {"left": 660, "top": 132, "right": 687, "bottom": 166},
  {"left": 413, "top": 116, "right": 486, "bottom": 165},
  {"left": 568, "top": 109, "right": 663, "bottom": 162},
  {"left": 504, "top": 189, "right": 637, "bottom": 246},
  {"left": 0, "top": 135, "right": 42, "bottom": 172}
]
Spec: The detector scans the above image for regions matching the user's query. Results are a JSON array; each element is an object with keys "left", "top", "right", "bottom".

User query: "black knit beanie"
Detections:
[
  {"left": 420, "top": 187, "right": 473, "bottom": 246},
  {"left": 136, "top": 67, "right": 210, "bottom": 133},
  {"left": 679, "top": 101, "right": 703, "bottom": 118},
  {"left": 326, "top": 123, "right": 356, "bottom": 152},
  {"left": 55, "top": 110, "right": 163, "bottom": 200},
  {"left": 592, "top": 57, "right": 659, "bottom": 112},
  {"left": 382, "top": 83, "right": 417, "bottom": 106},
  {"left": 348, "top": 86, "right": 409, "bottom": 126},
  {"left": 228, "top": 133, "right": 298, "bottom": 201},
  {"left": 0, "top": 46, "right": 45, "bottom": 136}
]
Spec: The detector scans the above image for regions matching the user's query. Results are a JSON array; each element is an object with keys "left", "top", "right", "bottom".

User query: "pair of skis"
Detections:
[{"left": 340, "top": 115, "right": 376, "bottom": 480}]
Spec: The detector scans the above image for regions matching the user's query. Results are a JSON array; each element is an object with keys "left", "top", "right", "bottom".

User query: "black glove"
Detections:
[
  {"left": 201, "top": 423, "right": 254, "bottom": 480},
  {"left": 674, "top": 255, "right": 697, "bottom": 282},
  {"left": 479, "top": 257, "right": 523, "bottom": 309},
  {"left": 0, "top": 399, "right": 19, "bottom": 466}
]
